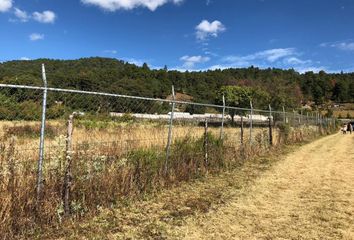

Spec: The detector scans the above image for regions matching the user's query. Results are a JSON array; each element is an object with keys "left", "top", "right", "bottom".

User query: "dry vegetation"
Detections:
[
  {"left": 0, "top": 119, "right": 333, "bottom": 239},
  {"left": 167, "top": 133, "right": 354, "bottom": 239},
  {"left": 330, "top": 103, "right": 354, "bottom": 118}
]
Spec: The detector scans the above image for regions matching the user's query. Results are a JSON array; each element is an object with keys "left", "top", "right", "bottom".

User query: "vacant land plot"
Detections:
[
  {"left": 171, "top": 133, "right": 354, "bottom": 239},
  {"left": 54, "top": 133, "right": 354, "bottom": 239}
]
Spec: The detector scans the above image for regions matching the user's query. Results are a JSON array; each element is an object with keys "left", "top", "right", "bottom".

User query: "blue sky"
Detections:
[{"left": 0, "top": 0, "right": 354, "bottom": 73}]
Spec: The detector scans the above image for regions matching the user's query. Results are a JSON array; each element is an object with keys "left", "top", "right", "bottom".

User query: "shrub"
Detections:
[
  {"left": 277, "top": 123, "right": 291, "bottom": 143},
  {"left": 18, "top": 101, "right": 41, "bottom": 120},
  {"left": 47, "top": 104, "right": 68, "bottom": 119},
  {"left": 3, "top": 123, "right": 59, "bottom": 139}
]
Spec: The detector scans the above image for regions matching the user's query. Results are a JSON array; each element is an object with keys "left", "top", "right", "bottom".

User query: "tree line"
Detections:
[{"left": 0, "top": 57, "right": 353, "bottom": 120}]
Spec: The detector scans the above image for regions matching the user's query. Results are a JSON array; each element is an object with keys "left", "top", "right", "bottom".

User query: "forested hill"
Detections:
[{"left": 0, "top": 57, "right": 353, "bottom": 110}]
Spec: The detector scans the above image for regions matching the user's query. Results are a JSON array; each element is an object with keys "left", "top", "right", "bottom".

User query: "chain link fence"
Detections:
[{"left": 0, "top": 65, "right": 337, "bottom": 224}]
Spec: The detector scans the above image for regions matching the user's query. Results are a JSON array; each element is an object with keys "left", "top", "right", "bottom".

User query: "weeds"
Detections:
[
  {"left": 3, "top": 123, "right": 59, "bottom": 140},
  {"left": 0, "top": 123, "right": 334, "bottom": 239}
]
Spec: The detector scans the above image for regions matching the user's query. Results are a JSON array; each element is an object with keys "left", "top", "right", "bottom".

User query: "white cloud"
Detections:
[
  {"left": 320, "top": 40, "right": 354, "bottom": 52},
  {"left": 0, "top": 0, "right": 12, "bottom": 12},
  {"left": 331, "top": 42, "right": 354, "bottom": 51},
  {"left": 196, "top": 20, "right": 225, "bottom": 41},
  {"left": 257, "top": 48, "right": 296, "bottom": 62},
  {"left": 20, "top": 57, "right": 31, "bottom": 61},
  {"left": 9, "top": 8, "right": 56, "bottom": 24},
  {"left": 81, "top": 0, "right": 183, "bottom": 11},
  {"left": 104, "top": 50, "right": 118, "bottom": 54},
  {"left": 13, "top": 7, "right": 29, "bottom": 22},
  {"left": 209, "top": 48, "right": 325, "bottom": 73},
  {"left": 284, "top": 57, "right": 311, "bottom": 65},
  {"left": 33, "top": 10, "right": 56, "bottom": 23},
  {"left": 180, "top": 55, "right": 210, "bottom": 68},
  {"left": 223, "top": 48, "right": 296, "bottom": 67},
  {"left": 29, "top": 33, "right": 44, "bottom": 41}
]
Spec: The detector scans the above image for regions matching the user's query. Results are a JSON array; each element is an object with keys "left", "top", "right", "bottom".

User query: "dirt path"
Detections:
[
  {"left": 168, "top": 133, "right": 354, "bottom": 239},
  {"left": 50, "top": 133, "right": 354, "bottom": 240}
]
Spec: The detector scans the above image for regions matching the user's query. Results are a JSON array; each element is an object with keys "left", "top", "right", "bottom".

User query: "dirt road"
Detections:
[{"left": 170, "top": 133, "right": 354, "bottom": 239}]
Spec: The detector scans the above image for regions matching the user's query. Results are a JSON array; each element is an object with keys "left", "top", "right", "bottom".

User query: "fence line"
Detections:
[{"left": 0, "top": 65, "right": 337, "bottom": 210}]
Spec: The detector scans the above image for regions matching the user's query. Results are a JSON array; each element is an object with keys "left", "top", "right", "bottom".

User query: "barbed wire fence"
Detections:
[{"left": 0, "top": 64, "right": 337, "bottom": 216}]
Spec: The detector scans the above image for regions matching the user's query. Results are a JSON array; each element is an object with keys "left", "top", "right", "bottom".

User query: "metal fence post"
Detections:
[
  {"left": 268, "top": 105, "right": 273, "bottom": 146},
  {"left": 312, "top": 112, "right": 315, "bottom": 126},
  {"left": 283, "top": 106, "right": 286, "bottom": 124},
  {"left": 220, "top": 94, "right": 225, "bottom": 140},
  {"left": 317, "top": 112, "right": 319, "bottom": 125},
  {"left": 165, "top": 85, "right": 175, "bottom": 174},
  {"left": 36, "top": 63, "right": 48, "bottom": 203},
  {"left": 240, "top": 116, "right": 244, "bottom": 145},
  {"left": 250, "top": 100, "right": 253, "bottom": 145}
]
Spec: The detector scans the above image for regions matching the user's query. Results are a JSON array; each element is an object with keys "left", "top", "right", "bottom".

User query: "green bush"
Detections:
[
  {"left": 18, "top": 101, "right": 41, "bottom": 120},
  {"left": 47, "top": 104, "right": 68, "bottom": 119}
]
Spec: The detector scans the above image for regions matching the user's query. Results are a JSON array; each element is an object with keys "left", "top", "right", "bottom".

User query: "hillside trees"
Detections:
[
  {"left": 0, "top": 57, "right": 353, "bottom": 117},
  {"left": 217, "top": 86, "right": 270, "bottom": 122}
]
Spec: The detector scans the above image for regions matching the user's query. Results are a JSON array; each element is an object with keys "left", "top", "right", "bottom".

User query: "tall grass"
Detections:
[{"left": 0, "top": 122, "right": 332, "bottom": 239}]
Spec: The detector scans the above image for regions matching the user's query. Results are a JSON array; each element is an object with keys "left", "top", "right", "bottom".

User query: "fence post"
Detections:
[
  {"left": 283, "top": 106, "right": 286, "bottom": 124},
  {"left": 316, "top": 112, "right": 319, "bottom": 126},
  {"left": 204, "top": 119, "right": 208, "bottom": 167},
  {"left": 165, "top": 85, "right": 175, "bottom": 175},
  {"left": 250, "top": 100, "right": 253, "bottom": 145},
  {"left": 312, "top": 112, "right": 315, "bottom": 126},
  {"left": 268, "top": 105, "right": 273, "bottom": 146},
  {"left": 36, "top": 63, "right": 48, "bottom": 203},
  {"left": 63, "top": 113, "right": 75, "bottom": 216},
  {"left": 220, "top": 94, "right": 225, "bottom": 140},
  {"left": 306, "top": 112, "right": 309, "bottom": 125},
  {"left": 240, "top": 116, "right": 244, "bottom": 145}
]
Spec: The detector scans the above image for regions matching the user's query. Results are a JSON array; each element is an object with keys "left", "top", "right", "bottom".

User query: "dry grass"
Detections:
[
  {"left": 168, "top": 133, "right": 354, "bottom": 240},
  {"left": 0, "top": 120, "right": 265, "bottom": 151},
  {"left": 38, "top": 132, "right": 353, "bottom": 240},
  {"left": 0, "top": 119, "right": 328, "bottom": 239},
  {"left": 333, "top": 110, "right": 354, "bottom": 118}
]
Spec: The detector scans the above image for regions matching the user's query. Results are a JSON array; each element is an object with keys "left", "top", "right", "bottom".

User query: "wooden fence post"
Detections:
[
  {"left": 63, "top": 113, "right": 75, "bottom": 216},
  {"left": 268, "top": 117, "right": 273, "bottom": 146},
  {"left": 204, "top": 118, "right": 208, "bottom": 167}
]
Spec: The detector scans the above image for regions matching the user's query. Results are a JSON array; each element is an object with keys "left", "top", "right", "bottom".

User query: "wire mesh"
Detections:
[
  {"left": 0, "top": 83, "right": 332, "bottom": 186},
  {"left": 0, "top": 80, "right": 338, "bottom": 231}
]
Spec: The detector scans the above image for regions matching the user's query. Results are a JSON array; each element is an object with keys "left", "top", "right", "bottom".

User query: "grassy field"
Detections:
[
  {"left": 330, "top": 103, "right": 354, "bottom": 118},
  {"left": 54, "top": 133, "right": 352, "bottom": 240},
  {"left": 0, "top": 119, "right": 331, "bottom": 239},
  {"left": 333, "top": 110, "right": 354, "bottom": 118}
]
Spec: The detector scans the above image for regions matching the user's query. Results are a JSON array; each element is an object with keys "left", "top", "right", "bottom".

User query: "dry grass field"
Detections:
[
  {"left": 43, "top": 133, "right": 353, "bottom": 240},
  {"left": 0, "top": 120, "right": 273, "bottom": 160},
  {"left": 171, "top": 133, "right": 354, "bottom": 239},
  {"left": 0, "top": 119, "right": 331, "bottom": 239},
  {"left": 333, "top": 110, "right": 354, "bottom": 118}
]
